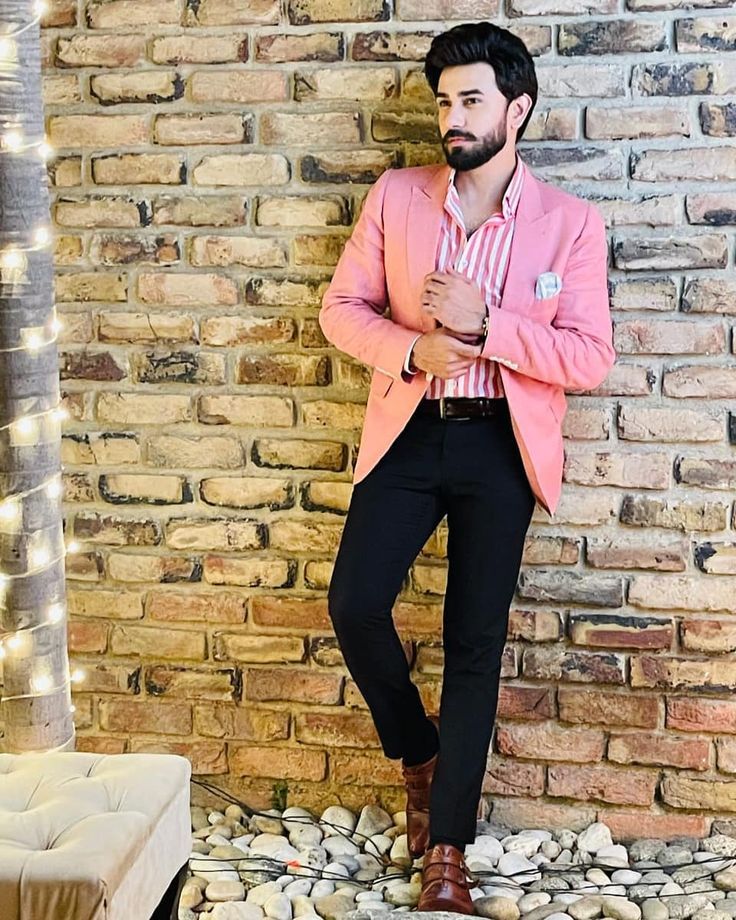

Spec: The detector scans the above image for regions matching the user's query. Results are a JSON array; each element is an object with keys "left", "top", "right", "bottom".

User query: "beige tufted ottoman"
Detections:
[{"left": 0, "top": 751, "right": 192, "bottom": 920}]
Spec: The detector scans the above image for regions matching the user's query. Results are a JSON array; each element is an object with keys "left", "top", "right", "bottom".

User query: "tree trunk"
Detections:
[{"left": 0, "top": 0, "right": 74, "bottom": 752}]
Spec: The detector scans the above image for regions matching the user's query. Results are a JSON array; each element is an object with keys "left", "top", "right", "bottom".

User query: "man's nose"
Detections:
[{"left": 445, "top": 108, "right": 467, "bottom": 130}]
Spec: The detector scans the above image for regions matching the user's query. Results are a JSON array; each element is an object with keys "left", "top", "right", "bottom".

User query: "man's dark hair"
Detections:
[{"left": 424, "top": 22, "right": 538, "bottom": 141}]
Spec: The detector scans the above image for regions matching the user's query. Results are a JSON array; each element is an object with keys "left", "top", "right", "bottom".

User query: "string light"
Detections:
[
  {"left": 0, "top": 224, "right": 55, "bottom": 297},
  {"left": 0, "top": 1, "right": 46, "bottom": 43},
  {"left": 33, "top": 225, "right": 50, "bottom": 247},
  {"left": 6, "top": 633, "right": 25, "bottom": 653},
  {"left": 0, "top": 135, "right": 50, "bottom": 155},
  {"left": 0, "top": 404, "right": 66, "bottom": 436},
  {"left": 0, "top": 36, "right": 16, "bottom": 62},
  {"left": 0, "top": 311, "right": 63, "bottom": 353},
  {"left": 0, "top": 0, "right": 77, "bottom": 747},
  {"left": 47, "top": 603, "right": 64, "bottom": 624},
  {"left": 1, "top": 128, "right": 22, "bottom": 150},
  {"left": 0, "top": 669, "right": 86, "bottom": 705},
  {"left": 0, "top": 602, "right": 70, "bottom": 645},
  {"left": 0, "top": 472, "right": 63, "bottom": 518},
  {"left": 0, "top": 542, "right": 81, "bottom": 584}
]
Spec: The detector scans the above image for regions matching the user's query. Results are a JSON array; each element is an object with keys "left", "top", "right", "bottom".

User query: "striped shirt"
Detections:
[{"left": 408, "top": 152, "right": 527, "bottom": 399}]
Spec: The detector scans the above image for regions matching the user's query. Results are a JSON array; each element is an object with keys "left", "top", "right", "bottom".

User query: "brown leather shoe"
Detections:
[
  {"left": 417, "top": 842, "right": 475, "bottom": 914},
  {"left": 401, "top": 715, "right": 440, "bottom": 860}
]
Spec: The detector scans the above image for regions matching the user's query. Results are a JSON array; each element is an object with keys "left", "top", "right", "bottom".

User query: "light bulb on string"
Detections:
[
  {"left": 11, "top": 415, "right": 37, "bottom": 447},
  {"left": 34, "top": 226, "right": 51, "bottom": 248},
  {"left": 71, "top": 668, "right": 85, "bottom": 685},
  {"left": 0, "top": 248, "right": 26, "bottom": 271},
  {"left": 46, "top": 477, "right": 63, "bottom": 500},
  {"left": 47, "top": 603, "right": 65, "bottom": 624},
  {"left": 2, "top": 129, "right": 23, "bottom": 152},
  {"left": 21, "top": 327, "right": 45, "bottom": 352},
  {"left": 0, "top": 36, "right": 17, "bottom": 62},
  {"left": 6, "top": 633, "right": 26, "bottom": 654},
  {"left": 0, "top": 499, "right": 20, "bottom": 525},
  {"left": 32, "top": 672, "right": 53, "bottom": 695},
  {"left": 29, "top": 543, "right": 51, "bottom": 569}
]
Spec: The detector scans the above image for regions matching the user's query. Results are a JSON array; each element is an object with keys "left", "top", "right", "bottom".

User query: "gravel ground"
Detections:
[{"left": 179, "top": 800, "right": 736, "bottom": 920}]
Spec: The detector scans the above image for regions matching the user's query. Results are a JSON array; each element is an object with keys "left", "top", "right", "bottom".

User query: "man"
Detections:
[{"left": 318, "top": 21, "right": 616, "bottom": 915}]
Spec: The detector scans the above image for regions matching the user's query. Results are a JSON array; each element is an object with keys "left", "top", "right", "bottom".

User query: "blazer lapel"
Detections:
[
  {"left": 499, "top": 165, "right": 556, "bottom": 308},
  {"left": 406, "top": 172, "right": 448, "bottom": 332},
  {"left": 405, "top": 159, "right": 555, "bottom": 327}
]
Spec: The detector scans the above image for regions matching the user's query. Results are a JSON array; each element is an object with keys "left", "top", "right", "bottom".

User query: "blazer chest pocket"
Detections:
[
  {"left": 527, "top": 291, "right": 561, "bottom": 322},
  {"left": 370, "top": 368, "right": 394, "bottom": 398},
  {"left": 503, "top": 282, "right": 561, "bottom": 323}
]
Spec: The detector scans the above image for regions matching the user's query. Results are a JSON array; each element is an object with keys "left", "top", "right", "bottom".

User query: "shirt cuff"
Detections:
[{"left": 403, "top": 332, "right": 423, "bottom": 374}]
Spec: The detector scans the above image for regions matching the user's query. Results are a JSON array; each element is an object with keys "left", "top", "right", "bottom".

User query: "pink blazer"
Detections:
[{"left": 319, "top": 162, "right": 616, "bottom": 516}]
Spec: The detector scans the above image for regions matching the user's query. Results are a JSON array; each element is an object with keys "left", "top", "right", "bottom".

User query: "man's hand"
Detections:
[
  {"left": 420, "top": 267, "right": 486, "bottom": 335},
  {"left": 410, "top": 327, "right": 482, "bottom": 379}
]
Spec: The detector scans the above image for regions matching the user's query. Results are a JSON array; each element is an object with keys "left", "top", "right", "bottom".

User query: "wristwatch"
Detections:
[{"left": 478, "top": 307, "right": 489, "bottom": 346}]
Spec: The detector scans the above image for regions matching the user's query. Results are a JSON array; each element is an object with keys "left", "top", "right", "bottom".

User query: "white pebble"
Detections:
[
  {"left": 577, "top": 824, "right": 613, "bottom": 855},
  {"left": 283, "top": 879, "right": 314, "bottom": 898},
  {"left": 365, "top": 835, "right": 392, "bottom": 858},
  {"left": 247, "top": 883, "right": 283, "bottom": 907},
  {"left": 320, "top": 806, "right": 356, "bottom": 838},
  {"left": 518, "top": 893, "right": 552, "bottom": 912},
  {"left": 310, "top": 880, "right": 336, "bottom": 899},
  {"left": 611, "top": 871, "right": 642, "bottom": 886},
  {"left": 264, "top": 892, "right": 292, "bottom": 920},
  {"left": 207, "top": 880, "right": 247, "bottom": 902},
  {"left": 212, "top": 905, "right": 266, "bottom": 920}
]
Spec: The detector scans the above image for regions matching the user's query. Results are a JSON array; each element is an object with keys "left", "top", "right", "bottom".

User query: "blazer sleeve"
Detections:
[
  {"left": 480, "top": 203, "right": 616, "bottom": 391},
  {"left": 319, "top": 168, "right": 424, "bottom": 381}
]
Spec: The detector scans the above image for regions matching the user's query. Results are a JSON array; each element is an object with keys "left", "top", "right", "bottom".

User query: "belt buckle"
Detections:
[{"left": 439, "top": 396, "right": 446, "bottom": 419}]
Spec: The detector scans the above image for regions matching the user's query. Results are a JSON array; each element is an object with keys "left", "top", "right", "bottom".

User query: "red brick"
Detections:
[
  {"left": 558, "top": 687, "right": 660, "bottom": 728},
  {"left": 483, "top": 757, "right": 545, "bottom": 797},
  {"left": 548, "top": 763, "right": 657, "bottom": 806},
  {"left": 244, "top": 668, "right": 342, "bottom": 704},
  {"left": 608, "top": 732, "right": 710, "bottom": 770},
  {"left": 295, "top": 711, "right": 381, "bottom": 747},
  {"left": 496, "top": 722, "right": 605, "bottom": 762},
  {"left": 596, "top": 810, "right": 709, "bottom": 842},
  {"left": 99, "top": 699, "right": 192, "bottom": 734},
  {"left": 666, "top": 696, "right": 736, "bottom": 734},
  {"left": 229, "top": 744, "right": 326, "bottom": 780},
  {"left": 130, "top": 739, "right": 227, "bottom": 774}
]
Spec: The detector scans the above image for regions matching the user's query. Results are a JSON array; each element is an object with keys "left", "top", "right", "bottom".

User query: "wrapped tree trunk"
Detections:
[{"left": 0, "top": 0, "right": 74, "bottom": 752}]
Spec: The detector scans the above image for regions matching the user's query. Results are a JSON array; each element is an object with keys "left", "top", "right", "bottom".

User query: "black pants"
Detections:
[{"left": 327, "top": 397, "right": 536, "bottom": 848}]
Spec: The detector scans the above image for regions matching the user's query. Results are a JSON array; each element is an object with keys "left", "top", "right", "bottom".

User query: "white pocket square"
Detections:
[{"left": 535, "top": 271, "right": 562, "bottom": 299}]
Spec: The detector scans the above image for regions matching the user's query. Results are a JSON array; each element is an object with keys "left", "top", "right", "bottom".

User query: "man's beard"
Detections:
[{"left": 443, "top": 121, "right": 508, "bottom": 171}]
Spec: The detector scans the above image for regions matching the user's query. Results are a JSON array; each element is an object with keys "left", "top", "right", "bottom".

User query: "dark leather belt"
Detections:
[{"left": 416, "top": 396, "right": 509, "bottom": 420}]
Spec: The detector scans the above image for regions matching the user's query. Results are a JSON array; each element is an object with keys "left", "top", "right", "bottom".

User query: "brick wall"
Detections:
[{"left": 40, "top": 0, "right": 736, "bottom": 833}]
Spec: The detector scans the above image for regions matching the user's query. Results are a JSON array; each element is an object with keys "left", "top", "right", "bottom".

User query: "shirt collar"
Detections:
[{"left": 446, "top": 152, "right": 526, "bottom": 222}]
